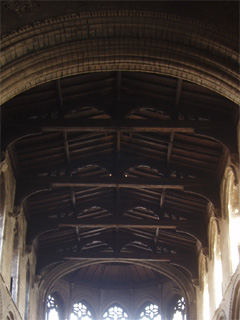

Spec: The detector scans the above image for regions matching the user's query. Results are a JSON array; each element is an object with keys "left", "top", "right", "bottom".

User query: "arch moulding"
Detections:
[
  {"left": 229, "top": 273, "right": 240, "bottom": 320},
  {"left": 1, "top": 11, "right": 239, "bottom": 105},
  {"left": 38, "top": 259, "right": 196, "bottom": 320}
]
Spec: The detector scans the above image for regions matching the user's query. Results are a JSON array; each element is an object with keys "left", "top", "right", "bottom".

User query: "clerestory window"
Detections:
[
  {"left": 46, "top": 295, "right": 60, "bottom": 320},
  {"left": 138, "top": 303, "right": 161, "bottom": 320},
  {"left": 103, "top": 305, "right": 129, "bottom": 320},
  {"left": 70, "top": 302, "right": 93, "bottom": 320},
  {"left": 172, "top": 297, "right": 186, "bottom": 320}
]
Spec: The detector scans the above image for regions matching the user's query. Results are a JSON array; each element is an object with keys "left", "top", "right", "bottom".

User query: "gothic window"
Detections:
[
  {"left": 172, "top": 297, "right": 186, "bottom": 320},
  {"left": 46, "top": 295, "right": 60, "bottom": 320},
  {"left": 6, "top": 311, "right": 15, "bottom": 320},
  {"left": 103, "top": 305, "right": 129, "bottom": 320},
  {"left": 70, "top": 302, "right": 93, "bottom": 320},
  {"left": 138, "top": 303, "right": 161, "bottom": 320}
]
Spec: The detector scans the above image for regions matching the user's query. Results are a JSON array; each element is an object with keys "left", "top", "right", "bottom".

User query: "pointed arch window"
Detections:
[
  {"left": 103, "top": 305, "right": 129, "bottom": 320},
  {"left": 70, "top": 302, "right": 93, "bottom": 320},
  {"left": 138, "top": 303, "right": 161, "bottom": 320},
  {"left": 46, "top": 295, "right": 60, "bottom": 320},
  {"left": 172, "top": 297, "right": 186, "bottom": 320}
]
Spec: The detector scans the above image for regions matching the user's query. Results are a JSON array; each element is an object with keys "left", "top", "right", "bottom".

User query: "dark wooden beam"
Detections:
[
  {"left": 167, "top": 131, "right": 174, "bottom": 167},
  {"left": 57, "top": 217, "right": 191, "bottom": 229},
  {"left": 5, "top": 118, "right": 221, "bottom": 133},
  {"left": 15, "top": 175, "right": 213, "bottom": 203},
  {"left": 15, "top": 175, "right": 219, "bottom": 207},
  {"left": 3, "top": 119, "right": 236, "bottom": 159},
  {"left": 57, "top": 78, "right": 77, "bottom": 216},
  {"left": 63, "top": 252, "right": 192, "bottom": 261},
  {"left": 16, "top": 155, "right": 217, "bottom": 180},
  {"left": 18, "top": 176, "right": 208, "bottom": 188},
  {"left": 37, "top": 251, "right": 194, "bottom": 263},
  {"left": 36, "top": 247, "right": 198, "bottom": 279}
]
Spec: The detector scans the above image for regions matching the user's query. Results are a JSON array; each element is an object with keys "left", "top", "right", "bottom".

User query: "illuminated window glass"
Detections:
[
  {"left": 172, "top": 297, "right": 186, "bottom": 320},
  {"left": 70, "top": 302, "right": 93, "bottom": 320},
  {"left": 46, "top": 295, "right": 60, "bottom": 320},
  {"left": 139, "top": 303, "right": 161, "bottom": 320},
  {"left": 103, "top": 305, "right": 129, "bottom": 320}
]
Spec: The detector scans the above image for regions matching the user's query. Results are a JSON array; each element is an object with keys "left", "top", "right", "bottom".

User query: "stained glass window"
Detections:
[
  {"left": 103, "top": 305, "right": 129, "bottom": 320},
  {"left": 70, "top": 302, "right": 93, "bottom": 320},
  {"left": 139, "top": 303, "right": 161, "bottom": 320}
]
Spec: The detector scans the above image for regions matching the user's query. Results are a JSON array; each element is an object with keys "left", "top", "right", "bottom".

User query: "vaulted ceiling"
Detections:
[{"left": 2, "top": 71, "right": 238, "bottom": 285}]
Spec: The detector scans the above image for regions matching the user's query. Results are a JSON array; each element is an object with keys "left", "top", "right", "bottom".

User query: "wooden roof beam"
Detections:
[
  {"left": 3, "top": 119, "right": 237, "bottom": 158},
  {"left": 15, "top": 176, "right": 220, "bottom": 208},
  {"left": 17, "top": 176, "right": 212, "bottom": 189},
  {"left": 5, "top": 118, "right": 221, "bottom": 134},
  {"left": 57, "top": 218, "right": 191, "bottom": 229}
]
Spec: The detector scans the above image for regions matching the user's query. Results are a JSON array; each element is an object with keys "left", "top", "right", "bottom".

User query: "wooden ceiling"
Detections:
[
  {"left": 1, "top": 71, "right": 238, "bottom": 283},
  {"left": 62, "top": 263, "right": 170, "bottom": 289}
]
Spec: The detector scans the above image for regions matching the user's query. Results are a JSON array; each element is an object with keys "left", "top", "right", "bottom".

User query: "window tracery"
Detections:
[
  {"left": 138, "top": 303, "right": 161, "bottom": 320},
  {"left": 46, "top": 295, "right": 60, "bottom": 320},
  {"left": 70, "top": 302, "right": 93, "bottom": 320},
  {"left": 172, "top": 297, "right": 186, "bottom": 320},
  {"left": 103, "top": 305, "right": 129, "bottom": 320}
]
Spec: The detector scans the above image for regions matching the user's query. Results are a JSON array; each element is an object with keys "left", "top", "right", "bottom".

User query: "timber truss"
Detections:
[{"left": 1, "top": 71, "right": 239, "bottom": 281}]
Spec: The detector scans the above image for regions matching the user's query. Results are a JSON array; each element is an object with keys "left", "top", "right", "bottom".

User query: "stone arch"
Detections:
[
  {"left": 216, "top": 309, "right": 227, "bottom": 320},
  {"left": 133, "top": 295, "right": 162, "bottom": 315},
  {"left": 229, "top": 275, "right": 240, "bottom": 320},
  {"left": 5, "top": 310, "right": 15, "bottom": 320},
  {"left": 198, "top": 250, "right": 208, "bottom": 292},
  {"left": 46, "top": 291, "right": 67, "bottom": 320},
  {"left": 208, "top": 217, "right": 223, "bottom": 310},
  {"left": 4, "top": 304, "right": 16, "bottom": 320},
  {"left": 1, "top": 11, "right": 239, "bottom": 105},
  {"left": 70, "top": 293, "right": 97, "bottom": 319},
  {"left": 38, "top": 259, "right": 196, "bottom": 320},
  {"left": 208, "top": 217, "right": 220, "bottom": 261},
  {"left": 48, "top": 282, "right": 69, "bottom": 319},
  {"left": 198, "top": 249, "right": 210, "bottom": 319},
  {"left": 160, "top": 288, "right": 184, "bottom": 320},
  {"left": 222, "top": 166, "right": 239, "bottom": 220},
  {"left": 222, "top": 166, "right": 240, "bottom": 273}
]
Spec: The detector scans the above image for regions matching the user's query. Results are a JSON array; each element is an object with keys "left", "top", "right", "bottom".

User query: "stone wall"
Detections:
[
  {"left": 0, "top": 152, "right": 39, "bottom": 320},
  {"left": 1, "top": 10, "right": 239, "bottom": 105},
  {"left": 196, "top": 151, "right": 240, "bottom": 320},
  {"left": 0, "top": 273, "right": 23, "bottom": 320},
  {"left": 0, "top": 4, "right": 239, "bottom": 319},
  {"left": 45, "top": 277, "right": 181, "bottom": 320}
]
